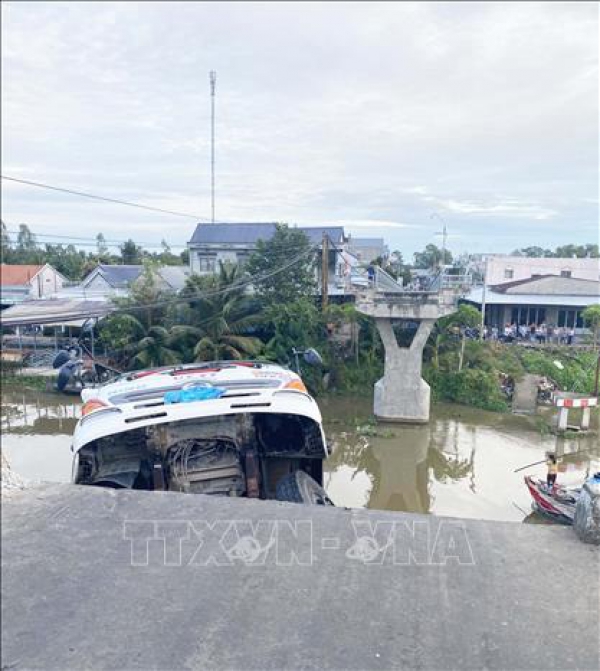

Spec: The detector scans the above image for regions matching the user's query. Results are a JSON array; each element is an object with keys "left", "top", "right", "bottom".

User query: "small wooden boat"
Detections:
[{"left": 524, "top": 476, "right": 580, "bottom": 524}]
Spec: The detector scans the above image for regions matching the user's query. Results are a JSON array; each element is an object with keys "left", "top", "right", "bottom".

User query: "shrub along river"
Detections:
[{"left": 2, "top": 387, "right": 599, "bottom": 523}]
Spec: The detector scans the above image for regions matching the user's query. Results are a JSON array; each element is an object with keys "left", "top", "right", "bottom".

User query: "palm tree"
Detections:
[
  {"left": 101, "top": 313, "right": 181, "bottom": 370},
  {"left": 132, "top": 325, "right": 181, "bottom": 369},
  {"left": 175, "top": 262, "right": 263, "bottom": 362}
]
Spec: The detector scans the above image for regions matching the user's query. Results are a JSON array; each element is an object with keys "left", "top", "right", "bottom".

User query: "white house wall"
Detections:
[
  {"left": 30, "top": 265, "right": 65, "bottom": 298},
  {"left": 486, "top": 256, "right": 600, "bottom": 285}
]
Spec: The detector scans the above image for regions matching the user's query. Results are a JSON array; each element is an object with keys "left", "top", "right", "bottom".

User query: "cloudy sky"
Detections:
[{"left": 2, "top": 1, "right": 598, "bottom": 257}]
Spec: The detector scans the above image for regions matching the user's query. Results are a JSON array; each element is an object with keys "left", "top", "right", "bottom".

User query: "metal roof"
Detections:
[
  {"left": 157, "top": 266, "right": 190, "bottom": 291},
  {"left": 491, "top": 275, "right": 600, "bottom": 295},
  {"left": 188, "top": 223, "right": 346, "bottom": 246},
  {"left": 82, "top": 265, "right": 143, "bottom": 288},
  {"left": 299, "top": 226, "right": 346, "bottom": 245},
  {"left": 0, "top": 298, "right": 111, "bottom": 327},
  {"left": 465, "top": 287, "right": 599, "bottom": 307},
  {"left": 189, "top": 223, "right": 278, "bottom": 245}
]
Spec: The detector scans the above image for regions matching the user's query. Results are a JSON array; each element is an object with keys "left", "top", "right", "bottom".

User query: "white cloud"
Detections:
[
  {"left": 333, "top": 220, "right": 413, "bottom": 230},
  {"left": 1, "top": 1, "right": 597, "bottom": 256},
  {"left": 440, "top": 199, "right": 558, "bottom": 221}
]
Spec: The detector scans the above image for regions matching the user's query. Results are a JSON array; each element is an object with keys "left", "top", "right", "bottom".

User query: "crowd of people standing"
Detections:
[{"left": 483, "top": 323, "right": 577, "bottom": 345}]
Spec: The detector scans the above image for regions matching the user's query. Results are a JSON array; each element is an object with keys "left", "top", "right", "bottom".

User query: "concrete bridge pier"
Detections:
[
  {"left": 374, "top": 318, "right": 434, "bottom": 423},
  {"left": 355, "top": 269, "right": 466, "bottom": 424}
]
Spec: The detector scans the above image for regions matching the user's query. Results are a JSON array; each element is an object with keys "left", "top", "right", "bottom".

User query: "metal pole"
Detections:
[
  {"left": 210, "top": 70, "right": 217, "bottom": 224},
  {"left": 292, "top": 349, "right": 301, "bottom": 374},
  {"left": 321, "top": 233, "right": 329, "bottom": 310},
  {"left": 480, "top": 257, "right": 488, "bottom": 340},
  {"left": 430, "top": 213, "right": 448, "bottom": 270}
]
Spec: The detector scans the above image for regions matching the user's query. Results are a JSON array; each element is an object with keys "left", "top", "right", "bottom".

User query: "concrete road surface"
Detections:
[{"left": 2, "top": 484, "right": 598, "bottom": 670}]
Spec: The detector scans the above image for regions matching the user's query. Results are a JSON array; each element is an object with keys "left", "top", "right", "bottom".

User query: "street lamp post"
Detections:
[{"left": 430, "top": 212, "right": 448, "bottom": 270}]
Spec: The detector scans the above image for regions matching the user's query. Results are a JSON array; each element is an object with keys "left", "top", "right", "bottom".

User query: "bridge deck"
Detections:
[{"left": 2, "top": 484, "right": 598, "bottom": 670}]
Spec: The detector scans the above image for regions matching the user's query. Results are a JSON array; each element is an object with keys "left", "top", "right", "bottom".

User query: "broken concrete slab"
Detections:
[{"left": 2, "top": 484, "right": 598, "bottom": 670}]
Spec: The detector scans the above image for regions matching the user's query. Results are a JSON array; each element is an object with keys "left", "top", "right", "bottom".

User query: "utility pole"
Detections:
[
  {"left": 431, "top": 212, "right": 448, "bottom": 269},
  {"left": 321, "top": 233, "right": 329, "bottom": 310},
  {"left": 480, "top": 256, "right": 488, "bottom": 340},
  {"left": 210, "top": 70, "right": 217, "bottom": 224}
]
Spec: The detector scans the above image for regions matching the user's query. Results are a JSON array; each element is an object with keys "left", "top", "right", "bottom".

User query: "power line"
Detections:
[
  {"left": 4, "top": 227, "right": 317, "bottom": 254},
  {"left": 114, "top": 244, "right": 318, "bottom": 313},
  {"left": 4, "top": 234, "right": 315, "bottom": 259},
  {"left": 5, "top": 229, "right": 186, "bottom": 249},
  {"left": 1, "top": 241, "right": 319, "bottom": 333},
  {"left": 1, "top": 175, "right": 212, "bottom": 221}
]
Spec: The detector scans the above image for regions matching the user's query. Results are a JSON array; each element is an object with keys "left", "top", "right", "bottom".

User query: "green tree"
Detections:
[
  {"left": 44, "top": 243, "right": 88, "bottom": 280},
  {"left": 100, "top": 313, "right": 181, "bottom": 369},
  {"left": 16, "top": 224, "right": 36, "bottom": 252},
  {"left": 430, "top": 304, "right": 481, "bottom": 371},
  {"left": 177, "top": 262, "right": 263, "bottom": 361},
  {"left": 582, "top": 305, "right": 600, "bottom": 349},
  {"left": 158, "top": 239, "right": 181, "bottom": 265},
  {"left": 96, "top": 233, "right": 109, "bottom": 258},
  {"left": 442, "top": 304, "right": 481, "bottom": 331},
  {"left": 133, "top": 325, "right": 181, "bottom": 369},
  {"left": 510, "top": 244, "right": 598, "bottom": 259},
  {"left": 14, "top": 224, "right": 40, "bottom": 263},
  {"left": 125, "top": 262, "right": 173, "bottom": 330},
  {"left": 1, "top": 221, "right": 12, "bottom": 263},
  {"left": 512, "top": 246, "right": 552, "bottom": 258},
  {"left": 120, "top": 239, "right": 142, "bottom": 264},
  {"left": 262, "top": 297, "right": 324, "bottom": 364},
  {"left": 388, "top": 250, "right": 411, "bottom": 284},
  {"left": 391, "top": 250, "right": 404, "bottom": 267},
  {"left": 245, "top": 224, "right": 316, "bottom": 304},
  {"left": 99, "top": 313, "right": 147, "bottom": 366},
  {"left": 413, "top": 244, "right": 452, "bottom": 269},
  {"left": 554, "top": 243, "right": 599, "bottom": 259}
]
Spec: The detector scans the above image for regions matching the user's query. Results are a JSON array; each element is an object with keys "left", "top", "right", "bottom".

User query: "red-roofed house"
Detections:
[{"left": 0, "top": 264, "right": 67, "bottom": 307}]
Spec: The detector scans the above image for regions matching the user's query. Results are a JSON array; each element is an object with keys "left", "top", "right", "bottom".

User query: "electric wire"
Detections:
[
  {"left": 1, "top": 175, "right": 213, "bottom": 221},
  {"left": 4, "top": 226, "right": 328, "bottom": 253},
  {"left": 108, "top": 244, "right": 318, "bottom": 313},
  {"left": 5, "top": 229, "right": 186, "bottom": 248}
]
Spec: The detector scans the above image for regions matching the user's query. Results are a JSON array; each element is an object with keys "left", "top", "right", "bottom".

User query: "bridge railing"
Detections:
[
  {"left": 351, "top": 266, "right": 473, "bottom": 297},
  {"left": 441, "top": 274, "right": 473, "bottom": 291}
]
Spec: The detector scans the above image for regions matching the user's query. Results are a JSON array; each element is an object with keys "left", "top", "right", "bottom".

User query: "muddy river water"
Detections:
[{"left": 2, "top": 388, "right": 599, "bottom": 523}]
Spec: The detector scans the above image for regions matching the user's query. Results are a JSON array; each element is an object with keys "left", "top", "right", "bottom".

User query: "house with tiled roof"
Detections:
[
  {"left": 187, "top": 222, "right": 351, "bottom": 295},
  {"left": 0, "top": 264, "right": 67, "bottom": 307}
]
